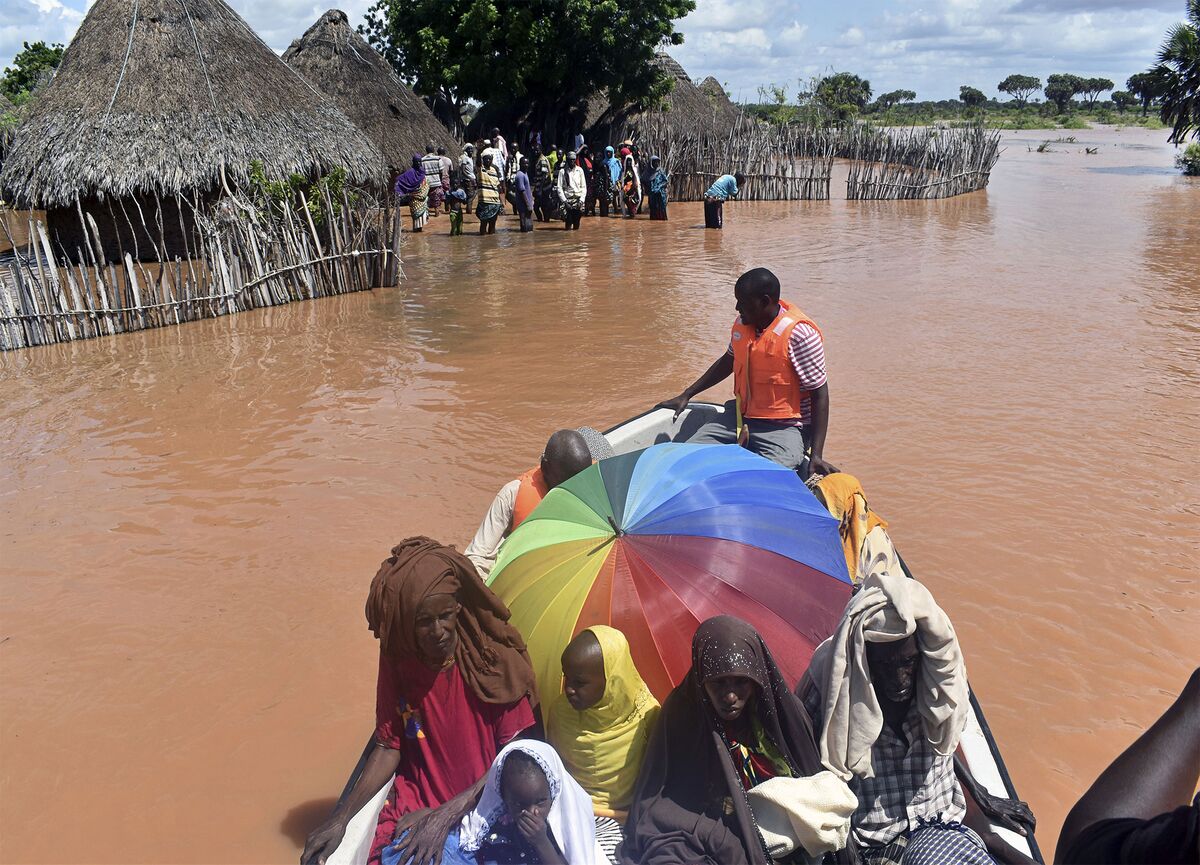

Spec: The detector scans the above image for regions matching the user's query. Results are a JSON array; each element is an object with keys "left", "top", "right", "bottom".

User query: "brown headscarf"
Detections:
[
  {"left": 365, "top": 536, "right": 538, "bottom": 706},
  {"left": 621, "top": 616, "right": 830, "bottom": 865}
]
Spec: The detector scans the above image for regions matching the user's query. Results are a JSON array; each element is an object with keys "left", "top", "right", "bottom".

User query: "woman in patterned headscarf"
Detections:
[
  {"left": 394, "top": 155, "right": 429, "bottom": 232},
  {"left": 622, "top": 616, "right": 851, "bottom": 865}
]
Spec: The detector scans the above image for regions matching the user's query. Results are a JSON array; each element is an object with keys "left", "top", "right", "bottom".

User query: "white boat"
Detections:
[{"left": 316, "top": 402, "right": 1042, "bottom": 865}]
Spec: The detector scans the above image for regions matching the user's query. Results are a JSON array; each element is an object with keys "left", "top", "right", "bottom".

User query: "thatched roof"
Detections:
[
  {"left": 0, "top": 0, "right": 384, "bottom": 208},
  {"left": 283, "top": 10, "right": 457, "bottom": 173},
  {"left": 698, "top": 76, "right": 739, "bottom": 121},
  {"left": 587, "top": 53, "right": 742, "bottom": 144}
]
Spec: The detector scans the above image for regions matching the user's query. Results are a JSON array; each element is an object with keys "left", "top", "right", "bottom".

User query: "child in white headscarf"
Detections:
[{"left": 384, "top": 740, "right": 601, "bottom": 865}]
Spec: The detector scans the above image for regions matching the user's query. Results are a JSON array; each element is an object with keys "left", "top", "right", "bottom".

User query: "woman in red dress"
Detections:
[{"left": 302, "top": 537, "right": 538, "bottom": 865}]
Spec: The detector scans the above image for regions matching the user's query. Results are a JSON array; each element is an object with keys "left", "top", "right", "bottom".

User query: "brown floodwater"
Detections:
[{"left": 1, "top": 126, "right": 1197, "bottom": 863}]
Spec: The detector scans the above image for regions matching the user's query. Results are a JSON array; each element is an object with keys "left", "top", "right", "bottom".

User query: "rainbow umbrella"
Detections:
[{"left": 488, "top": 442, "right": 852, "bottom": 702}]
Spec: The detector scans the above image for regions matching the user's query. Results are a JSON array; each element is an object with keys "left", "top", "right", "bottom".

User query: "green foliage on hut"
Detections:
[
  {"left": 0, "top": 0, "right": 383, "bottom": 263},
  {"left": 283, "top": 9, "right": 458, "bottom": 176}
]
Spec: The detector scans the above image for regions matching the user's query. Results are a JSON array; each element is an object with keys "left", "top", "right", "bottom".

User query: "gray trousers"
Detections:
[{"left": 685, "top": 400, "right": 809, "bottom": 472}]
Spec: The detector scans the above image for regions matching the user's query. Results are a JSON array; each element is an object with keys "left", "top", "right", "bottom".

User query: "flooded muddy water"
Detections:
[{"left": 1, "top": 126, "right": 1197, "bottom": 863}]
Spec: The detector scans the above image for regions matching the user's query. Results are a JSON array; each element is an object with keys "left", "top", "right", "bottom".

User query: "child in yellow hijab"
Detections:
[{"left": 547, "top": 626, "right": 660, "bottom": 822}]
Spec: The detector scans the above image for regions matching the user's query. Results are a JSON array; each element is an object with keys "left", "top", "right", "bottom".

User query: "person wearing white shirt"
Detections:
[{"left": 557, "top": 151, "right": 587, "bottom": 231}]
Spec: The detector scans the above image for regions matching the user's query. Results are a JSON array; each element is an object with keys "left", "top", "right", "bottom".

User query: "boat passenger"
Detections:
[
  {"left": 547, "top": 627, "right": 660, "bottom": 862},
  {"left": 622, "top": 616, "right": 856, "bottom": 865},
  {"left": 659, "top": 266, "right": 837, "bottom": 477},
  {"left": 301, "top": 537, "right": 538, "bottom": 865},
  {"left": 464, "top": 429, "right": 593, "bottom": 579},
  {"left": 1056, "top": 667, "right": 1200, "bottom": 864},
  {"left": 813, "top": 472, "right": 897, "bottom": 584},
  {"left": 704, "top": 171, "right": 745, "bottom": 229},
  {"left": 800, "top": 572, "right": 1036, "bottom": 865},
  {"left": 383, "top": 740, "right": 603, "bottom": 865}
]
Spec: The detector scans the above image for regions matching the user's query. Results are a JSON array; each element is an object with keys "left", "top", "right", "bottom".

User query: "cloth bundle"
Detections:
[{"left": 747, "top": 770, "right": 858, "bottom": 858}]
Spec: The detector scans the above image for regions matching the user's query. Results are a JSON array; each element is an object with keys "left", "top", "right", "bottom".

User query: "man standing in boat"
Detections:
[
  {"left": 464, "top": 429, "right": 594, "bottom": 578},
  {"left": 659, "top": 267, "right": 836, "bottom": 478}
]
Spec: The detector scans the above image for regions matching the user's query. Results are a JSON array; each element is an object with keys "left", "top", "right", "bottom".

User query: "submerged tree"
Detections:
[
  {"left": 959, "top": 85, "right": 987, "bottom": 108},
  {"left": 1079, "top": 77, "right": 1115, "bottom": 107},
  {"left": 815, "top": 72, "right": 872, "bottom": 120},
  {"left": 1126, "top": 71, "right": 1163, "bottom": 116},
  {"left": 1045, "top": 73, "right": 1084, "bottom": 112},
  {"left": 1112, "top": 90, "right": 1136, "bottom": 112},
  {"left": 360, "top": 0, "right": 694, "bottom": 136},
  {"left": 1149, "top": 0, "right": 1200, "bottom": 143},
  {"left": 874, "top": 89, "right": 916, "bottom": 110},
  {"left": 998, "top": 74, "right": 1041, "bottom": 107}
]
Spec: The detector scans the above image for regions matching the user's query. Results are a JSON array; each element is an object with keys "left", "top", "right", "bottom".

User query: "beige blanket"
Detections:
[{"left": 808, "top": 572, "right": 969, "bottom": 780}]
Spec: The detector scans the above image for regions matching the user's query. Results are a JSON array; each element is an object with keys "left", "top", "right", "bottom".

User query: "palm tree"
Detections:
[{"left": 1152, "top": 0, "right": 1200, "bottom": 143}]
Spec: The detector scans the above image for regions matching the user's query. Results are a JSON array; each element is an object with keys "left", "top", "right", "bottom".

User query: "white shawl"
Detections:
[
  {"left": 809, "top": 572, "right": 969, "bottom": 781},
  {"left": 458, "top": 740, "right": 601, "bottom": 864}
]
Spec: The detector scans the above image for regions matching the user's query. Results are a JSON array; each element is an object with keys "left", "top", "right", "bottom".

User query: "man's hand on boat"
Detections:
[
  {"left": 976, "top": 788, "right": 1037, "bottom": 836},
  {"left": 657, "top": 393, "right": 691, "bottom": 421},
  {"left": 300, "top": 813, "right": 348, "bottom": 865},
  {"left": 806, "top": 454, "right": 839, "bottom": 480}
]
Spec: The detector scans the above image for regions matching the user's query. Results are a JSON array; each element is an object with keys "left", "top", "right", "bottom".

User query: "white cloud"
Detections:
[
  {"left": 838, "top": 26, "right": 867, "bottom": 45},
  {"left": 0, "top": 0, "right": 82, "bottom": 69},
  {"left": 1, "top": 0, "right": 1184, "bottom": 103}
]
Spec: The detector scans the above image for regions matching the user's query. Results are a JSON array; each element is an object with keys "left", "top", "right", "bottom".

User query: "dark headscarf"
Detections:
[
  {"left": 365, "top": 536, "right": 538, "bottom": 707},
  {"left": 393, "top": 155, "right": 425, "bottom": 197},
  {"left": 621, "top": 616, "right": 825, "bottom": 865}
]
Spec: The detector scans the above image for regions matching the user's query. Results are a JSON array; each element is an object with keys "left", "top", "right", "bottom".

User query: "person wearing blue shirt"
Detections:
[
  {"left": 605, "top": 146, "right": 622, "bottom": 217},
  {"left": 704, "top": 171, "right": 746, "bottom": 229}
]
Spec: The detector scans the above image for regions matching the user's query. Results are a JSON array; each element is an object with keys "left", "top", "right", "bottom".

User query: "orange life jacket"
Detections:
[
  {"left": 730, "top": 299, "right": 822, "bottom": 421},
  {"left": 511, "top": 466, "right": 550, "bottom": 530}
]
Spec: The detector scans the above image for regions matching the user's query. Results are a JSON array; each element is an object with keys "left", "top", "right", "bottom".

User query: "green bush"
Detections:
[
  {"left": 1177, "top": 142, "right": 1200, "bottom": 176},
  {"left": 1059, "top": 115, "right": 1090, "bottom": 129}
]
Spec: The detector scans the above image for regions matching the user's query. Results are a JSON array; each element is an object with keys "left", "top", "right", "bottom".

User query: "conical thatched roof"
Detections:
[
  {"left": 283, "top": 10, "right": 457, "bottom": 173},
  {"left": 587, "top": 53, "right": 742, "bottom": 144},
  {"left": 0, "top": 0, "right": 384, "bottom": 208},
  {"left": 698, "top": 76, "right": 739, "bottom": 122}
]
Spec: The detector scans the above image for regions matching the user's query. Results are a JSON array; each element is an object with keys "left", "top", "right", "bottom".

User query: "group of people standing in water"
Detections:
[
  {"left": 301, "top": 267, "right": 1198, "bottom": 865},
  {"left": 392, "top": 127, "right": 745, "bottom": 236}
]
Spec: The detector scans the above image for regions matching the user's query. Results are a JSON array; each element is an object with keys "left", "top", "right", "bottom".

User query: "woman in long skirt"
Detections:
[
  {"left": 648, "top": 155, "right": 669, "bottom": 221},
  {"left": 394, "top": 155, "right": 429, "bottom": 232}
]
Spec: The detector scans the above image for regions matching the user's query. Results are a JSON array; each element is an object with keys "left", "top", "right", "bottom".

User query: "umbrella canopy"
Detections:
[{"left": 488, "top": 442, "right": 852, "bottom": 702}]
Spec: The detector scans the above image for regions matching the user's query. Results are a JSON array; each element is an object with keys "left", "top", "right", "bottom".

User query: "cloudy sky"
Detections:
[{"left": 2, "top": 0, "right": 1182, "bottom": 102}]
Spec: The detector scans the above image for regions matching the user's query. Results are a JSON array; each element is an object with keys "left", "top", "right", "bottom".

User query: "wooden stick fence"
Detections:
[
  {"left": 843, "top": 124, "right": 1001, "bottom": 200},
  {"left": 614, "top": 114, "right": 999, "bottom": 203},
  {"left": 0, "top": 186, "right": 401, "bottom": 351}
]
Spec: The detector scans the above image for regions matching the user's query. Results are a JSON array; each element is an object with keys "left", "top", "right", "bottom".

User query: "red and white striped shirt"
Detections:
[{"left": 727, "top": 321, "right": 827, "bottom": 427}]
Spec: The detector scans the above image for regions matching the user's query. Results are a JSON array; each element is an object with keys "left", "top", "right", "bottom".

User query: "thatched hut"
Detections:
[
  {"left": 0, "top": 0, "right": 383, "bottom": 262},
  {"left": 283, "top": 10, "right": 457, "bottom": 175},
  {"left": 586, "top": 53, "right": 742, "bottom": 146},
  {"left": 697, "top": 76, "right": 740, "bottom": 122}
]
